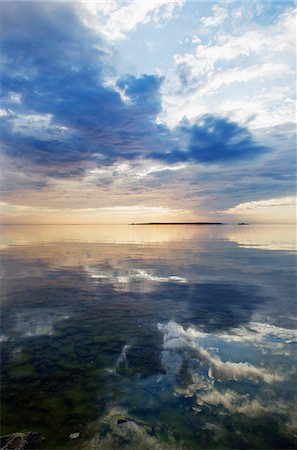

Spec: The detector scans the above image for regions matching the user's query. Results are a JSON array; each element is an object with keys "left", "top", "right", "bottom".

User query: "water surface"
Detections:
[{"left": 1, "top": 225, "right": 296, "bottom": 449}]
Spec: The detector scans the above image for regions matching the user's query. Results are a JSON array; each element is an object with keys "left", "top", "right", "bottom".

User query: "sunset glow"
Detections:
[{"left": 1, "top": 1, "right": 296, "bottom": 223}]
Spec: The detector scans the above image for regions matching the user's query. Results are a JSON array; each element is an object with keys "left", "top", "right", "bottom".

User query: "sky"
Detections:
[{"left": 0, "top": 0, "right": 296, "bottom": 224}]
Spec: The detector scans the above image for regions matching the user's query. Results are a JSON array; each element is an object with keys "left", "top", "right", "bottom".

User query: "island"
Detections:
[{"left": 131, "top": 222, "right": 224, "bottom": 225}]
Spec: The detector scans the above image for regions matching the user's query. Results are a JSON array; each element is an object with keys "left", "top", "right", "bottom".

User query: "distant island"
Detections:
[{"left": 131, "top": 222, "right": 224, "bottom": 225}]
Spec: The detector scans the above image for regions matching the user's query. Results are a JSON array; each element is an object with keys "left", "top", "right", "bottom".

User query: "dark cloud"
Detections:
[
  {"left": 0, "top": 2, "right": 269, "bottom": 180},
  {"left": 117, "top": 74, "right": 164, "bottom": 116},
  {"left": 150, "top": 116, "right": 267, "bottom": 164},
  {"left": 187, "top": 116, "right": 267, "bottom": 163}
]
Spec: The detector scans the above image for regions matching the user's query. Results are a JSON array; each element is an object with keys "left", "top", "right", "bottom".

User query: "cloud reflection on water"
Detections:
[
  {"left": 158, "top": 319, "right": 297, "bottom": 431},
  {"left": 1, "top": 224, "right": 296, "bottom": 449},
  {"left": 158, "top": 321, "right": 286, "bottom": 384}
]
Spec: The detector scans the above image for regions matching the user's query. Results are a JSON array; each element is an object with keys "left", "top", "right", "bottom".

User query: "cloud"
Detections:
[
  {"left": 0, "top": 2, "right": 171, "bottom": 173},
  {"left": 151, "top": 115, "right": 267, "bottom": 164},
  {"left": 225, "top": 196, "right": 297, "bottom": 218},
  {"left": 226, "top": 196, "right": 296, "bottom": 212},
  {"left": 200, "top": 5, "right": 228, "bottom": 28},
  {"left": 0, "top": 202, "right": 186, "bottom": 216},
  {"left": 116, "top": 74, "right": 164, "bottom": 116},
  {"left": 0, "top": 4, "right": 173, "bottom": 172},
  {"left": 134, "top": 164, "right": 186, "bottom": 178},
  {"left": 198, "top": 63, "right": 291, "bottom": 95},
  {"left": 179, "top": 8, "right": 295, "bottom": 77},
  {"left": 187, "top": 116, "right": 267, "bottom": 163},
  {"left": 0, "top": 0, "right": 270, "bottom": 189},
  {"left": 0, "top": 1, "right": 294, "bottom": 223},
  {"left": 0, "top": 202, "right": 58, "bottom": 213},
  {"left": 81, "top": 1, "right": 185, "bottom": 41},
  {"left": 85, "top": 161, "right": 186, "bottom": 186},
  {"left": 214, "top": 89, "right": 296, "bottom": 130},
  {"left": 161, "top": 6, "right": 296, "bottom": 129}
]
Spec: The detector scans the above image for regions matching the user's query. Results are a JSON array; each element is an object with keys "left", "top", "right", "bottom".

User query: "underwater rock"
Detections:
[
  {"left": 0, "top": 432, "right": 44, "bottom": 450},
  {"left": 80, "top": 406, "right": 180, "bottom": 449},
  {"left": 117, "top": 418, "right": 128, "bottom": 424},
  {"left": 69, "top": 432, "right": 80, "bottom": 439}
]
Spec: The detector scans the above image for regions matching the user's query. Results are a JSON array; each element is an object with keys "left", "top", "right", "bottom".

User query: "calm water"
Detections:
[{"left": 1, "top": 225, "right": 296, "bottom": 450}]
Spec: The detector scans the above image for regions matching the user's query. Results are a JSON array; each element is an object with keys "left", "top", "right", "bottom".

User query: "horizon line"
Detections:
[{"left": 0, "top": 222, "right": 296, "bottom": 226}]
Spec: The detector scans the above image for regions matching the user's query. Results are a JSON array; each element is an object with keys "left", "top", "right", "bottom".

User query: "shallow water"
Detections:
[{"left": 1, "top": 224, "right": 296, "bottom": 449}]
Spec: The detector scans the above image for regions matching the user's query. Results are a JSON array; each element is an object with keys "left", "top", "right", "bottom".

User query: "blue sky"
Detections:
[{"left": 0, "top": 1, "right": 296, "bottom": 223}]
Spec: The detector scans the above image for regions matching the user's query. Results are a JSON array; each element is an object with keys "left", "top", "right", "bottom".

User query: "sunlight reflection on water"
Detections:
[{"left": 226, "top": 224, "right": 296, "bottom": 251}]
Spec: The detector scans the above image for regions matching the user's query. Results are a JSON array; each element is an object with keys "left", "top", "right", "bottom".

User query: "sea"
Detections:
[{"left": 1, "top": 224, "right": 296, "bottom": 449}]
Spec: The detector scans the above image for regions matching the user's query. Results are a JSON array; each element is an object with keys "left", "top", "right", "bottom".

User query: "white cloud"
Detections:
[
  {"left": 160, "top": 7, "right": 296, "bottom": 129},
  {"left": 198, "top": 63, "right": 291, "bottom": 95},
  {"left": 0, "top": 109, "right": 10, "bottom": 117},
  {"left": 0, "top": 202, "right": 59, "bottom": 213},
  {"left": 80, "top": 1, "right": 185, "bottom": 41},
  {"left": 135, "top": 164, "right": 186, "bottom": 178},
  {"left": 86, "top": 161, "right": 187, "bottom": 183},
  {"left": 195, "top": 9, "right": 295, "bottom": 70},
  {"left": 103, "top": 79, "right": 131, "bottom": 103},
  {"left": 215, "top": 87, "right": 296, "bottom": 129},
  {"left": 224, "top": 196, "right": 296, "bottom": 224},
  {"left": 0, "top": 201, "right": 189, "bottom": 218},
  {"left": 226, "top": 196, "right": 296, "bottom": 212},
  {"left": 12, "top": 113, "right": 52, "bottom": 130},
  {"left": 9, "top": 112, "right": 70, "bottom": 137},
  {"left": 8, "top": 93, "right": 22, "bottom": 104},
  {"left": 200, "top": 5, "right": 228, "bottom": 28},
  {"left": 93, "top": 204, "right": 186, "bottom": 215}
]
